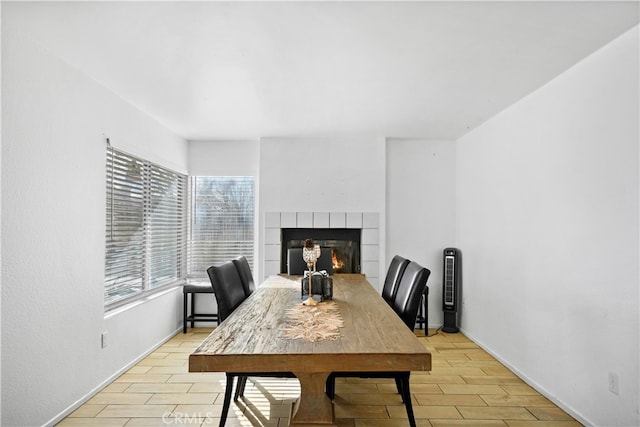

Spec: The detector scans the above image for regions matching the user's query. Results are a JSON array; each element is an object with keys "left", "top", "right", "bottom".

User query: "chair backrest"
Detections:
[
  {"left": 288, "top": 247, "right": 334, "bottom": 275},
  {"left": 382, "top": 255, "right": 410, "bottom": 305},
  {"left": 207, "top": 261, "right": 248, "bottom": 323},
  {"left": 233, "top": 255, "right": 255, "bottom": 296},
  {"left": 287, "top": 248, "right": 307, "bottom": 275},
  {"left": 315, "top": 248, "right": 334, "bottom": 274},
  {"left": 391, "top": 261, "right": 431, "bottom": 331}
]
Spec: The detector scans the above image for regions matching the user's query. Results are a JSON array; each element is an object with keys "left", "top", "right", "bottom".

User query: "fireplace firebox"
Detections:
[{"left": 281, "top": 228, "right": 361, "bottom": 274}]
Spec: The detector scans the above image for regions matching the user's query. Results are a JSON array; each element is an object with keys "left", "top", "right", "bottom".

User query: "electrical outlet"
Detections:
[
  {"left": 608, "top": 372, "right": 619, "bottom": 395},
  {"left": 101, "top": 331, "right": 108, "bottom": 349}
]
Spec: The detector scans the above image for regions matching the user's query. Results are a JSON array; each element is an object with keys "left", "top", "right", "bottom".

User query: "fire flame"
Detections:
[{"left": 332, "top": 250, "right": 344, "bottom": 271}]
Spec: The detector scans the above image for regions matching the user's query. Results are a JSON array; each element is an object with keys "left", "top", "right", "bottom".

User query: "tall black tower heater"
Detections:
[{"left": 442, "top": 248, "right": 460, "bottom": 333}]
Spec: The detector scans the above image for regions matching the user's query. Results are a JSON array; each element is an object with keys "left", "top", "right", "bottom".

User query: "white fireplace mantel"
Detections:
[{"left": 263, "top": 211, "right": 381, "bottom": 289}]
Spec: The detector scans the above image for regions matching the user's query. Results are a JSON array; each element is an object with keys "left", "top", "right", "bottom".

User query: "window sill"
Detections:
[{"left": 104, "top": 282, "right": 184, "bottom": 319}]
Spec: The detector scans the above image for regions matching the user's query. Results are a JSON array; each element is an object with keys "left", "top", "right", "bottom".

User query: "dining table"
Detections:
[{"left": 189, "top": 273, "right": 431, "bottom": 426}]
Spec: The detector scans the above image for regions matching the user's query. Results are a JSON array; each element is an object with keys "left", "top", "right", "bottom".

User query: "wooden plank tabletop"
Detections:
[{"left": 189, "top": 274, "right": 431, "bottom": 374}]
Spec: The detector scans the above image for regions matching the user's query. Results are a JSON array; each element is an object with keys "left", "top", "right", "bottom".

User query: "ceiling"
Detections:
[{"left": 5, "top": 1, "right": 639, "bottom": 140}]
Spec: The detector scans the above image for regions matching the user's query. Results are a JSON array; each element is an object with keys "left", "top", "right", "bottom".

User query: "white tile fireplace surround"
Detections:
[{"left": 263, "top": 212, "right": 381, "bottom": 289}]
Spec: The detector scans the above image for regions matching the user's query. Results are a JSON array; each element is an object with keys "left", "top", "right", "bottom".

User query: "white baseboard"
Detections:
[
  {"left": 43, "top": 326, "right": 183, "bottom": 427},
  {"left": 459, "top": 326, "right": 592, "bottom": 427}
]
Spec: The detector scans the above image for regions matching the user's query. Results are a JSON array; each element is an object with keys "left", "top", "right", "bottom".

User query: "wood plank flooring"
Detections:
[{"left": 56, "top": 328, "right": 583, "bottom": 427}]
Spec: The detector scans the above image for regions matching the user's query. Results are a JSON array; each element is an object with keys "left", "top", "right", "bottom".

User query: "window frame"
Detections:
[
  {"left": 105, "top": 146, "right": 187, "bottom": 310},
  {"left": 187, "top": 176, "right": 256, "bottom": 281}
]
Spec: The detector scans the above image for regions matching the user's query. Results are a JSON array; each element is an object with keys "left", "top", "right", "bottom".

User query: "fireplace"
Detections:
[
  {"left": 263, "top": 211, "right": 380, "bottom": 289},
  {"left": 281, "top": 228, "right": 361, "bottom": 274}
]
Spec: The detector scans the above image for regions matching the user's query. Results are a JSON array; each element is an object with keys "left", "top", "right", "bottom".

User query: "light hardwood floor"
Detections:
[{"left": 56, "top": 328, "right": 583, "bottom": 427}]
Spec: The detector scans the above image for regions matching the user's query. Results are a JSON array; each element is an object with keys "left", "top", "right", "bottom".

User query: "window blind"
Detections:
[
  {"left": 188, "top": 176, "right": 255, "bottom": 279},
  {"left": 147, "top": 164, "right": 187, "bottom": 289},
  {"left": 105, "top": 147, "right": 186, "bottom": 307}
]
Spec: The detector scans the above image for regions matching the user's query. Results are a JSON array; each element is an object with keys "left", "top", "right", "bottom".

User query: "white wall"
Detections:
[
  {"left": 1, "top": 17, "right": 188, "bottom": 427},
  {"left": 0, "top": 4, "right": 4, "bottom": 423},
  {"left": 188, "top": 139, "right": 259, "bottom": 176},
  {"left": 258, "top": 137, "right": 386, "bottom": 213},
  {"left": 456, "top": 26, "right": 639, "bottom": 426},
  {"left": 386, "top": 138, "right": 456, "bottom": 328},
  {"left": 258, "top": 137, "right": 387, "bottom": 280}
]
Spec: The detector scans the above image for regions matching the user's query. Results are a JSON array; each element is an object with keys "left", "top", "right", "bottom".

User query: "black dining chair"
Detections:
[
  {"left": 315, "top": 248, "right": 334, "bottom": 274},
  {"left": 232, "top": 255, "right": 255, "bottom": 296},
  {"left": 207, "top": 260, "right": 294, "bottom": 427},
  {"left": 230, "top": 255, "right": 295, "bottom": 400},
  {"left": 326, "top": 260, "right": 431, "bottom": 427},
  {"left": 287, "top": 248, "right": 305, "bottom": 275},
  {"left": 391, "top": 261, "right": 431, "bottom": 332},
  {"left": 207, "top": 261, "right": 247, "bottom": 323},
  {"left": 223, "top": 256, "right": 255, "bottom": 400},
  {"left": 381, "top": 255, "right": 410, "bottom": 306}
]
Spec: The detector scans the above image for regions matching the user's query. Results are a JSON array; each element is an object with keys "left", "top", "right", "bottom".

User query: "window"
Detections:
[
  {"left": 188, "top": 176, "right": 255, "bottom": 279},
  {"left": 105, "top": 147, "right": 187, "bottom": 308}
]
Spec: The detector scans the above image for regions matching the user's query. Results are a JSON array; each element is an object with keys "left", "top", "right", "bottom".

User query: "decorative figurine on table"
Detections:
[
  {"left": 302, "top": 239, "right": 320, "bottom": 306},
  {"left": 301, "top": 239, "right": 333, "bottom": 305}
]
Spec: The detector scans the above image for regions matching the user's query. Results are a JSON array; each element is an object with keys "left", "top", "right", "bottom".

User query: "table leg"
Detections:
[{"left": 289, "top": 372, "right": 336, "bottom": 427}]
